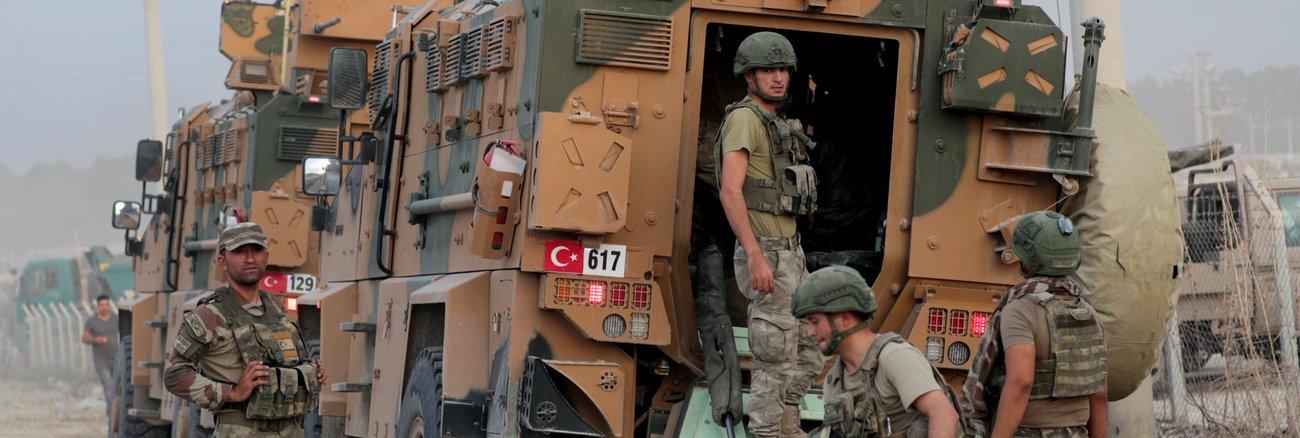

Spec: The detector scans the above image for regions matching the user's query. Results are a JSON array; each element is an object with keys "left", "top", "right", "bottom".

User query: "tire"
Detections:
[
  {"left": 395, "top": 347, "right": 443, "bottom": 438},
  {"left": 114, "top": 335, "right": 169, "bottom": 438},
  {"left": 303, "top": 340, "right": 323, "bottom": 438}
]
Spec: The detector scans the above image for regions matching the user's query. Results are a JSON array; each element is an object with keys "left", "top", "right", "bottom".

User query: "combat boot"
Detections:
[{"left": 781, "top": 404, "right": 807, "bottom": 438}]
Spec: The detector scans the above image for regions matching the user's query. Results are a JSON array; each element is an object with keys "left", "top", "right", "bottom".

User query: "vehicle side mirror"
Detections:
[
  {"left": 303, "top": 157, "right": 342, "bottom": 196},
  {"left": 135, "top": 139, "right": 163, "bottom": 182},
  {"left": 327, "top": 48, "right": 369, "bottom": 110},
  {"left": 112, "top": 201, "right": 142, "bottom": 230}
]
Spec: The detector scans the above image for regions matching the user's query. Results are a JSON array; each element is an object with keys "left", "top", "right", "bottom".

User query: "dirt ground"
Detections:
[{"left": 0, "top": 375, "right": 107, "bottom": 438}]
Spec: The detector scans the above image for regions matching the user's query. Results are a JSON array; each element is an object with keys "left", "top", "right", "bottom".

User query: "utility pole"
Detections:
[
  {"left": 1070, "top": 0, "right": 1128, "bottom": 90},
  {"left": 143, "top": 0, "right": 168, "bottom": 195}
]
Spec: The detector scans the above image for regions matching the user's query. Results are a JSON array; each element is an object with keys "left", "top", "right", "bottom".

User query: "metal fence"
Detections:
[
  {"left": 21, "top": 301, "right": 98, "bottom": 374},
  {"left": 1157, "top": 163, "right": 1300, "bottom": 436}
]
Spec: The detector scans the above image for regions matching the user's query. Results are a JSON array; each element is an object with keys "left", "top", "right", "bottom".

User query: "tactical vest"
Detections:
[
  {"left": 821, "top": 333, "right": 969, "bottom": 438},
  {"left": 714, "top": 99, "right": 818, "bottom": 215},
  {"left": 1019, "top": 290, "right": 1108, "bottom": 399},
  {"left": 202, "top": 287, "right": 320, "bottom": 420}
]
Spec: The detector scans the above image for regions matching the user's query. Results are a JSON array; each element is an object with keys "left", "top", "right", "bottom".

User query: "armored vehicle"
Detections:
[
  {"left": 294, "top": 0, "right": 1180, "bottom": 436},
  {"left": 109, "top": 1, "right": 417, "bottom": 435}
]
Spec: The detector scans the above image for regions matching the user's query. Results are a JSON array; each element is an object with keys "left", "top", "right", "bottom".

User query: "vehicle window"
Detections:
[{"left": 1275, "top": 192, "right": 1300, "bottom": 247}]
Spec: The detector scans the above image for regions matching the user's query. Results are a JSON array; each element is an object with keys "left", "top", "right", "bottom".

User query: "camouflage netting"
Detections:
[{"left": 1061, "top": 83, "right": 1184, "bottom": 399}]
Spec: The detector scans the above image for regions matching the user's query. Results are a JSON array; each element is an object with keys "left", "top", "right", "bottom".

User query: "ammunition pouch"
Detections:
[{"left": 244, "top": 362, "right": 320, "bottom": 420}]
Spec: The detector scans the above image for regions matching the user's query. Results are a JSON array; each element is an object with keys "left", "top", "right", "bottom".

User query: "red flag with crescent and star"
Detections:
[
  {"left": 260, "top": 272, "right": 288, "bottom": 292},
  {"left": 544, "top": 240, "right": 584, "bottom": 274}
]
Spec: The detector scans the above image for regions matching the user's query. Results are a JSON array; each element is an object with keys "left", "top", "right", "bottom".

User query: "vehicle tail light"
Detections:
[
  {"left": 571, "top": 279, "right": 588, "bottom": 304},
  {"left": 972, "top": 312, "right": 989, "bottom": 337},
  {"left": 926, "top": 337, "right": 944, "bottom": 362},
  {"left": 948, "top": 341, "right": 971, "bottom": 365},
  {"left": 631, "top": 313, "right": 650, "bottom": 339},
  {"left": 588, "top": 281, "right": 606, "bottom": 307},
  {"left": 555, "top": 278, "right": 573, "bottom": 304},
  {"left": 632, "top": 284, "right": 651, "bottom": 309},
  {"left": 949, "top": 310, "right": 968, "bottom": 336},
  {"left": 602, "top": 314, "right": 626, "bottom": 338},
  {"left": 609, "top": 282, "right": 628, "bottom": 308},
  {"left": 286, "top": 298, "right": 298, "bottom": 312},
  {"left": 927, "top": 308, "right": 946, "bottom": 333}
]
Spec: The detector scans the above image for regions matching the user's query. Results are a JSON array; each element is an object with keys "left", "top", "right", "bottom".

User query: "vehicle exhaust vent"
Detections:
[
  {"left": 484, "top": 16, "right": 518, "bottom": 72},
  {"left": 444, "top": 34, "right": 462, "bottom": 86},
  {"left": 461, "top": 26, "right": 485, "bottom": 79},
  {"left": 368, "top": 40, "right": 394, "bottom": 126},
  {"left": 210, "top": 131, "right": 225, "bottom": 165},
  {"left": 424, "top": 31, "right": 446, "bottom": 93},
  {"left": 222, "top": 128, "right": 239, "bottom": 164},
  {"left": 575, "top": 10, "right": 672, "bottom": 71},
  {"left": 240, "top": 60, "right": 275, "bottom": 85},
  {"left": 278, "top": 126, "right": 338, "bottom": 162}
]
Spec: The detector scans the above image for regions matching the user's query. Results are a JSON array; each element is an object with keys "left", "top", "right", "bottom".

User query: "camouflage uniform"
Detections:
[
  {"left": 163, "top": 224, "right": 319, "bottom": 437},
  {"left": 961, "top": 212, "right": 1106, "bottom": 437},
  {"left": 720, "top": 32, "right": 823, "bottom": 438}
]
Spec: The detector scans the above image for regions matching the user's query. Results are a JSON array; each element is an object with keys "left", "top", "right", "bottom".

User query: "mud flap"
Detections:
[{"left": 519, "top": 357, "right": 602, "bottom": 436}]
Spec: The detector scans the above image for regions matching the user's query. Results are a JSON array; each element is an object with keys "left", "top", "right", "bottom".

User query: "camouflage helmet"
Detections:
[
  {"left": 792, "top": 266, "right": 877, "bottom": 319},
  {"left": 1012, "top": 211, "right": 1082, "bottom": 276},
  {"left": 733, "top": 31, "right": 797, "bottom": 76}
]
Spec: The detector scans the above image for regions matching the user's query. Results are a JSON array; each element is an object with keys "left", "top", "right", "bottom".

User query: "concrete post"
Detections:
[{"left": 1162, "top": 308, "right": 1188, "bottom": 421}]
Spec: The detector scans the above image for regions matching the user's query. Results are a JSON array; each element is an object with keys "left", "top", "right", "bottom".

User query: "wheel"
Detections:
[
  {"left": 395, "top": 347, "right": 444, "bottom": 438},
  {"left": 303, "top": 340, "right": 323, "bottom": 438},
  {"left": 113, "top": 335, "right": 169, "bottom": 438}
]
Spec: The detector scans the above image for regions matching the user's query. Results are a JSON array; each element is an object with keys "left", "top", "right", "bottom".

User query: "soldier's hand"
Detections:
[
  {"left": 229, "top": 360, "right": 270, "bottom": 402},
  {"left": 747, "top": 254, "right": 776, "bottom": 294},
  {"left": 313, "top": 359, "right": 327, "bottom": 385}
]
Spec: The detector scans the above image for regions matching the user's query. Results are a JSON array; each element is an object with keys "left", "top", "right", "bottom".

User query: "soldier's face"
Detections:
[
  {"left": 746, "top": 67, "right": 790, "bottom": 102},
  {"left": 804, "top": 312, "right": 837, "bottom": 355},
  {"left": 219, "top": 245, "right": 269, "bottom": 288}
]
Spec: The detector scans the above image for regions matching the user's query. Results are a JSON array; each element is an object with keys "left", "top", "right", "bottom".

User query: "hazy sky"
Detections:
[{"left": 0, "top": 1, "right": 1295, "bottom": 174}]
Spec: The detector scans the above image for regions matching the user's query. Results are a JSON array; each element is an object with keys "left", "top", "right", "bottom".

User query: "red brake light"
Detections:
[
  {"left": 972, "top": 312, "right": 989, "bottom": 336},
  {"left": 632, "top": 284, "right": 651, "bottom": 309},
  {"left": 949, "top": 310, "right": 968, "bottom": 336},
  {"left": 589, "top": 281, "right": 606, "bottom": 307},
  {"left": 609, "top": 283, "right": 628, "bottom": 308},
  {"left": 927, "top": 308, "right": 946, "bottom": 334}
]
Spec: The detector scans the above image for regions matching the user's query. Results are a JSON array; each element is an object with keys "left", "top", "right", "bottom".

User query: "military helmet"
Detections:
[
  {"left": 1012, "top": 211, "right": 1082, "bottom": 276},
  {"left": 792, "top": 266, "right": 877, "bottom": 319},
  {"left": 733, "top": 31, "right": 797, "bottom": 76}
]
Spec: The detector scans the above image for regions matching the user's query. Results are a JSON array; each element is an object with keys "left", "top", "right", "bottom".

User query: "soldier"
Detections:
[
  {"left": 962, "top": 211, "right": 1109, "bottom": 438},
  {"left": 717, "top": 30, "right": 822, "bottom": 438},
  {"left": 164, "top": 223, "right": 325, "bottom": 437},
  {"left": 793, "top": 266, "right": 961, "bottom": 437}
]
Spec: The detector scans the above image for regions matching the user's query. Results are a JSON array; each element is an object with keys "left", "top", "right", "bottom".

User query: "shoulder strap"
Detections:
[{"left": 863, "top": 332, "right": 905, "bottom": 374}]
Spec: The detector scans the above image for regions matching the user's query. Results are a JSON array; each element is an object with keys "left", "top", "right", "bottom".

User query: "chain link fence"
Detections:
[{"left": 1157, "top": 160, "right": 1300, "bottom": 436}]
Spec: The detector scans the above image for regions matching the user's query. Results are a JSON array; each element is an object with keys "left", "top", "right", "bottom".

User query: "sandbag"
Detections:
[{"left": 1061, "top": 83, "right": 1184, "bottom": 399}]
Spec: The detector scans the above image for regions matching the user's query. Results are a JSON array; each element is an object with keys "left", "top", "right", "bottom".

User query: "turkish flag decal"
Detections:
[
  {"left": 260, "top": 272, "right": 288, "bottom": 292},
  {"left": 544, "top": 240, "right": 584, "bottom": 274}
]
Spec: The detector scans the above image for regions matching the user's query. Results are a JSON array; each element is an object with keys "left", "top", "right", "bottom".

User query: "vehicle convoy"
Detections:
[
  {"left": 292, "top": 0, "right": 1181, "bottom": 436},
  {"left": 109, "top": 1, "right": 418, "bottom": 435},
  {"left": 1175, "top": 158, "right": 1300, "bottom": 373},
  {"left": 112, "top": 0, "right": 1183, "bottom": 436}
]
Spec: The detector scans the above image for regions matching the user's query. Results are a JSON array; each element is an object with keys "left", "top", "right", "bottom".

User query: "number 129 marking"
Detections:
[{"left": 583, "top": 244, "right": 627, "bottom": 277}]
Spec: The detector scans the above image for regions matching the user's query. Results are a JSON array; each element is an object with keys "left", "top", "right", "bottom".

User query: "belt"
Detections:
[
  {"left": 216, "top": 410, "right": 303, "bottom": 432},
  {"left": 756, "top": 234, "right": 800, "bottom": 251}
]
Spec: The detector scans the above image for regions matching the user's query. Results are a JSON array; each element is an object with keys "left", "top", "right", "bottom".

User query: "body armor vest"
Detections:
[
  {"left": 822, "top": 333, "right": 968, "bottom": 437},
  {"left": 1020, "top": 290, "right": 1108, "bottom": 399},
  {"left": 714, "top": 99, "right": 818, "bottom": 215},
  {"left": 202, "top": 287, "right": 320, "bottom": 420}
]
